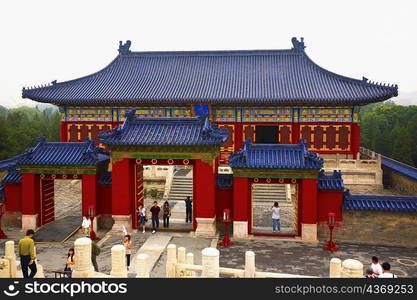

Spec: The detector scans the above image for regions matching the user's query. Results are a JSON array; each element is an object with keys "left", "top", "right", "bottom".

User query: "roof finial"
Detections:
[
  {"left": 118, "top": 40, "right": 132, "bottom": 55},
  {"left": 291, "top": 37, "right": 306, "bottom": 51}
]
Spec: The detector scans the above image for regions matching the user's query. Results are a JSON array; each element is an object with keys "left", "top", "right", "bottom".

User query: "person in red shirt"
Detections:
[{"left": 150, "top": 201, "right": 161, "bottom": 234}]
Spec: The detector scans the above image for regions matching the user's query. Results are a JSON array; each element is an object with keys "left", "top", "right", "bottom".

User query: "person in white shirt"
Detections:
[
  {"left": 371, "top": 256, "right": 383, "bottom": 277},
  {"left": 81, "top": 216, "right": 91, "bottom": 236},
  {"left": 378, "top": 262, "right": 398, "bottom": 278},
  {"left": 271, "top": 202, "right": 281, "bottom": 232}
]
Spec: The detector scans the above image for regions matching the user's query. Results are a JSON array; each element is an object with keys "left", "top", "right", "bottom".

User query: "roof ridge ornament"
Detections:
[
  {"left": 291, "top": 37, "right": 306, "bottom": 51},
  {"left": 118, "top": 40, "right": 132, "bottom": 55}
]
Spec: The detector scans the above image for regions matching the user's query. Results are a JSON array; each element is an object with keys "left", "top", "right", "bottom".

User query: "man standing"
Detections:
[
  {"left": 150, "top": 201, "right": 161, "bottom": 234},
  {"left": 19, "top": 229, "right": 37, "bottom": 278},
  {"left": 185, "top": 196, "right": 192, "bottom": 223},
  {"left": 379, "top": 262, "right": 398, "bottom": 278}
]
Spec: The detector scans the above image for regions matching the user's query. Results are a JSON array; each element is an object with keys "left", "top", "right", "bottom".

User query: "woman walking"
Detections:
[
  {"left": 123, "top": 235, "right": 132, "bottom": 270},
  {"left": 139, "top": 204, "right": 147, "bottom": 233},
  {"left": 163, "top": 201, "right": 171, "bottom": 228},
  {"left": 272, "top": 202, "right": 281, "bottom": 232}
]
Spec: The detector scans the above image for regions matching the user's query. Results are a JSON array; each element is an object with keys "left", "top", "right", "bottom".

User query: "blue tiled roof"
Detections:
[
  {"left": 318, "top": 170, "right": 344, "bottom": 190},
  {"left": 0, "top": 157, "right": 19, "bottom": 170},
  {"left": 229, "top": 140, "right": 323, "bottom": 170},
  {"left": 2, "top": 167, "right": 22, "bottom": 184},
  {"left": 343, "top": 194, "right": 417, "bottom": 212},
  {"left": 99, "top": 171, "right": 112, "bottom": 185},
  {"left": 100, "top": 111, "right": 228, "bottom": 146},
  {"left": 22, "top": 38, "right": 397, "bottom": 106},
  {"left": 17, "top": 138, "right": 109, "bottom": 166},
  {"left": 217, "top": 174, "right": 233, "bottom": 188},
  {"left": 381, "top": 156, "right": 417, "bottom": 181}
]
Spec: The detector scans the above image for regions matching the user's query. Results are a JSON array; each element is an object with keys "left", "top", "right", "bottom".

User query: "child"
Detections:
[{"left": 123, "top": 235, "right": 132, "bottom": 270}]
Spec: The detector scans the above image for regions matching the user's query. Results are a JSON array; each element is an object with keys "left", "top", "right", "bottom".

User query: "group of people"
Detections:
[
  {"left": 138, "top": 196, "right": 193, "bottom": 234},
  {"left": 365, "top": 256, "right": 398, "bottom": 278}
]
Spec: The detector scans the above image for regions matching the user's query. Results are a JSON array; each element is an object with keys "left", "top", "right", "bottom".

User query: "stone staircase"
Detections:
[
  {"left": 167, "top": 169, "right": 193, "bottom": 223},
  {"left": 252, "top": 184, "right": 296, "bottom": 234}
]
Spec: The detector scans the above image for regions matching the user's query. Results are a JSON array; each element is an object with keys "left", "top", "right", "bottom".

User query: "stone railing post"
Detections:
[
  {"left": 178, "top": 247, "right": 186, "bottom": 264},
  {"left": 72, "top": 237, "right": 94, "bottom": 278},
  {"left": 244, "top": 251, "right": 255, "bottom": 278},
  {"left": 341, "top": 259, "right": 363, "bottom": 278},
  {"left": 166, "top": 244, "right": 177, "bottom": 278},
  {"left": 110, "top": 245, "right": 127, "bottom": 277},
  {"left": 329, "top": 258, "right": 341, "bottom": 278},
  {"left": 201, "top": 248, "right": 219, "bottom": 278},
  {"left": 136, "top": 253, "right": 149, "bottom": 278},
  {"left": 5, "top": 241, "right": 16, "bottom": 278},
  {"left": 186, "top": 253, "right": 195, "bottom": 277}
]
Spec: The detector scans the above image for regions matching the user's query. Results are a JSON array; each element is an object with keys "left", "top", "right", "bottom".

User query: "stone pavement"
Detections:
[{"left": 217, "top": 238, "right": 417, "bottom": 278}]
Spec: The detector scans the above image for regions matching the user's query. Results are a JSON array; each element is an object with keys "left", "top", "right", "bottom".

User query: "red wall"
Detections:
[
  {"left": 4, "top": 183, "right": 22, "bottom": 212},
  {"left": 193, "top": 160, "right": 216, "bottom": 220},
  {"left": 299, "top": 178, "right": 318, "bottom": 225},
  {"left": 111, "top": 158, "right": 134, "bottom": 216},
  {"left": 317, "top": 190, "right": 344, "bottom": 223}
]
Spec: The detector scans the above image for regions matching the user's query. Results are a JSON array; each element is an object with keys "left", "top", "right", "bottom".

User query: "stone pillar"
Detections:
[
  {"left": 341, "top": 259, "right": 363, "bottom": 278},
  {"left": 136, "top": 254, "right": 149, "bottom": 278},
  {"left": 177, "top": 247, "right": 186, "bottom": 264},
  {"left": 244, "top": 251, "right": 255, "bottom": 278},
  {"left": 301, "top": 223, "right": 318, "bottom": 243},
  {"left": 201, "top": 248, "right": 219, "bottom": 278},
  {"left": 5, "top": 241, "right": 16, "bottom": 278},
  {"left": 110, "top": 245, "right": 127, "bottom": 277},
  {"left": 0, "top": 259, "right": 10, "bottom": 278},
  {"left": 72, "top": 237, "right": 94, "bottom": 278},
  {"left": 166, "top": 244, "right": 177, "bottom": 278},
  {"left": 186, "top": 253, "right": 195, "bottom": 277},
  {"left": 329, "top": 258, "right": 342, "bottom": 278}
]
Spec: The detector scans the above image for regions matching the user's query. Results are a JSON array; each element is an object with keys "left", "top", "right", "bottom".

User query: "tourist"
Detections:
[
  {"left": 163, "top": 201, "right": 171, "bottom": 228},
  {"left": 82, "top": 216, "right": 91, "bottom": 236},
  {"left": 64, "top": 248, "right": 75, "bottom": 277},
  {"left": 18, "top": 229, "right": 37, "bottom": 278},
  {"left": 150, "top": 201, "right": 161, "bottom": 234},
  {"left": 371, "top": 256, "right": 383, "bottom": 277},
  {"left": 124, "top": 235, "right": 132, "bottom": 270},
  {"left": 185, "top": 196, "right": 192, "bottom": 223},
  {"left": 91, "top": 239, "right": 101, "bottom": 272},
  {"left": 271, "top": 202, "right": 281, "bottom": 232},
  {"left": 139, "top": 204, "right": 147, "bottom": 233},
  {"left": 364, "top": 268, "right": 376, "bottom": 278},
  {"left": 379, "top": 262, "right": 398, "bottom": 278}
]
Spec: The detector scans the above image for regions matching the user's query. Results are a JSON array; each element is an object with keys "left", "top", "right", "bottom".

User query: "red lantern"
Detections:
[
  {"left": 218, "top": 209, "right": 233, "bottom": 247},
  {"left": 323, "top": 212, "right": 338, "bottom": 252},
  {"left": 88, "top": 205, "right": 99, "bottom": 241}
]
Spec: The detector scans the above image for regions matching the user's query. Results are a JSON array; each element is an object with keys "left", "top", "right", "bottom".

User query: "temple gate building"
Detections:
[{"left": 1, "top": 38, "right": 398, "bottom": 241}]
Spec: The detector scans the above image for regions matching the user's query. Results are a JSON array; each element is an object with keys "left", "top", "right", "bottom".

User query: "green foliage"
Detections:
[
  {"left": 360, "top": 102, "right": 417, "bottom": 167},
  {"left": 149, "top": 188, "right": 159, "bottom": 200},
  {"left": 0, "top": 106, "right": 61, "bottom": 160}
]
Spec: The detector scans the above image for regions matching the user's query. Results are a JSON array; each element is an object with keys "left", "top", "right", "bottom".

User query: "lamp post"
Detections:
[
  {"left": 88, "top": 205, "right": 99, "bottom": 241},
  {"left": 218, "top": 209, "right": 233, "bottom": 247},
  {"left": 323, "top": 212, "right": 338, "bottom": 252},
  {"left": 0, "top": 203, "right": 7, "bottom": 239}
]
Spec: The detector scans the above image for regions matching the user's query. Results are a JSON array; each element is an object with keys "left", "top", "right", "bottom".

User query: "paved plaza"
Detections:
[{"left": 1, "top": 227, "right": 416, "bottom": 278}]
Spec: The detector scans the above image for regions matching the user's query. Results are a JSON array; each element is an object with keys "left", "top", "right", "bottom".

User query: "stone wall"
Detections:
[
  {"left": 318, "top": 210, "right": 417, "bottom": 247},
  {"left": 384, "top": 168, "right": 417, "bottom": 195}
]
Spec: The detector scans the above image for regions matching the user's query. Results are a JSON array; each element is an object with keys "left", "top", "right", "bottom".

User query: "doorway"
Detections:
[{"left": 255, "top": 125, "right": 279, "bottom": 144}]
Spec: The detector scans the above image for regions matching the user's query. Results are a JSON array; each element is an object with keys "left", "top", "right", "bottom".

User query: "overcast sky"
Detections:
[{"left": 1, "top": 0, "right": 416, "bottom": 107}]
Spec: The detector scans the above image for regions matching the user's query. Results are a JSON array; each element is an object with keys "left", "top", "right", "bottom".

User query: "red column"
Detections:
[
  {"left": 60, "top": 122, "right": 68, "bottom": 142},
  {"left": 300, "top": 178, "right": 318, "bottom": 224},
  {"left": 234, "top": 123, "right": 243, "bottom": 150},
  {"left": 82, "top": 174, "right": 97, "bottom": 216},
  {"left": 21, "top": 173, "right": 38, "bottom": 215},
  {"left": 193, "top": 159, "right": 216, "bottom": 220},
  {"left": 292, "top": 123, "right": 300, "bottom": 144},
  {"left": 111, "top": 158, "right": 133, "bottom": 216},
  {"left": 232, "top": 177, "right": 250, "bottom": 222},
  {"left": 351, "top": 123, "right": 360, "bottom": 158}
]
